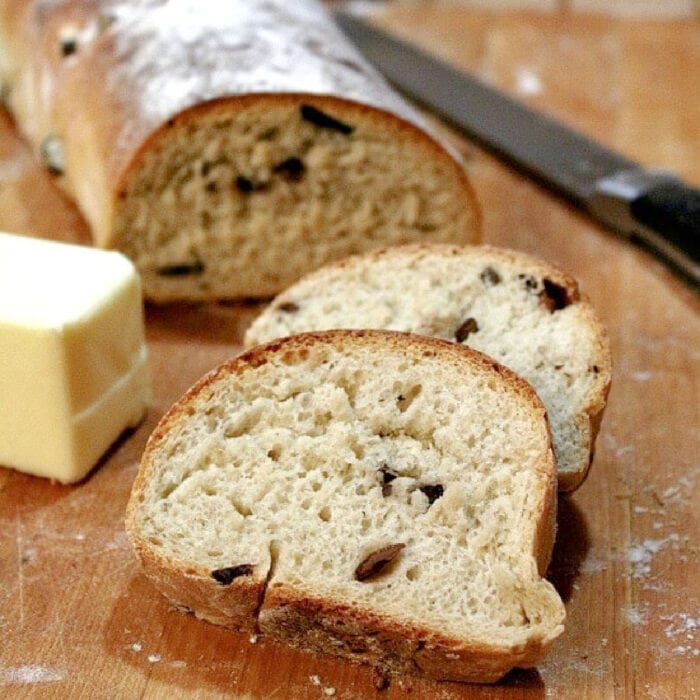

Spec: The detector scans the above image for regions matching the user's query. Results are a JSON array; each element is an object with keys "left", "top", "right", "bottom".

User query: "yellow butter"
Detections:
[{"left": 0, "top": 232, "right": 151, "bottom": 483}]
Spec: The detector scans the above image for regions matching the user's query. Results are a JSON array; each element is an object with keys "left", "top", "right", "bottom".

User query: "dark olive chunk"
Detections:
[
  {"left": 419, "top": 484, "right": 444, "bottom": 505},
  {"left": 455, "top": 317, "right": 479, "bottom": 343},
  {"left": 378, "top": 465, "right": 399, "bottom": 484},
  {"left": 274, "top": 157, "right": 305, "bottom": 181},
  {"left": 301, "top": 104, "right": 354, "bottom": 135},
  {"left": 60, "top": 37, "right": 77, "bottom": 57},
  {"left": 276, "top": 301, "right": 300, "bottom": 313},
  {"left": 355, "top": 544, "right": 405, "bottom": 581},
  {"left": 211, "top": 564, "right": 254, "bottom": 585},
  {"left": 156, "top": 260, "right": 205, "bottom": 277},
  {"left": 480, "top": 266, "right": 501, "bottom": 285},
  {"left": 539, "top": 278, "right": 575, "bottom": 312},
  {"left": 518, "top": 273, "right": 539, "bottom": 292},
  {"left": 235, "top": 176, "right": 256, "bottom": 193}
]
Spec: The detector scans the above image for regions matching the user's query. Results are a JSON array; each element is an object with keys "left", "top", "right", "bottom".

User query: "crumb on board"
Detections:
[{"left": 309, "top": 674, "right": 322, "bottom": 686}]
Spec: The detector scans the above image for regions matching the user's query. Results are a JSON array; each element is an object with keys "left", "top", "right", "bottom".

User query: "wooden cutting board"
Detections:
[{"left": 1, "top": 7, "right": 698, "bottom": 699}]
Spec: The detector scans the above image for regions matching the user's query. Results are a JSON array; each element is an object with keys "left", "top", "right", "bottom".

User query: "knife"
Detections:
[{"left": 336, "top": 12, "right": 700, "bottom": 285}]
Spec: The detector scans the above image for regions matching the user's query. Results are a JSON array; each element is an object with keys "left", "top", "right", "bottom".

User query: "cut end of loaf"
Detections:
[
  {"left": 126, "top": 330, "right": 565, "bottom": 683},
  {"left": 113, "top": 96, "right": 479, "bottom": 302}
]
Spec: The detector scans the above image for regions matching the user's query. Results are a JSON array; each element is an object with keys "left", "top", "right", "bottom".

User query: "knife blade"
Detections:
[{"left": 336, "top": 12, "right": 700, "bottom": 285}]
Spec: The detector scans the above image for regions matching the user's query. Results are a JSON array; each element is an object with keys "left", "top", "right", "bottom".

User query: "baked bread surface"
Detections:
[
  {"left": 127, "top": 330, "right": 565, "bottom": 682},
  {"left": 0, "top": 0, "right": 479, "bottom": 301},
  {"left": 245, "top": 244, "right": 612, "bottom": 491}
]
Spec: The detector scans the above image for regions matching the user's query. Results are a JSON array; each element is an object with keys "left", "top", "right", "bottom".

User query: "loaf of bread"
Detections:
[
  {"left": 126, "top": 330, "right": 565, "bottom": 683},
  {"left": 0, "top": 0, "right": 479, "bottom": 302},
  {"left": 245, "top": 245, "right": 612, "bottom": 491}
]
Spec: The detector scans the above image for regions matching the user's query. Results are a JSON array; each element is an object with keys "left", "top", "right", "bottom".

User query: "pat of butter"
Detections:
[{"left": 0, "top": 232, "right": 151, "bottom": 483}]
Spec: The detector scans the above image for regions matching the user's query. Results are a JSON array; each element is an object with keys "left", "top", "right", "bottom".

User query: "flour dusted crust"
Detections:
[
  {"left": 0, "top": 0, "right": 479, "bottom": 301},
  {"left": 127, "top": 330, "right": 565, "bottom": 683},
  {"left": 246, "top": 244, "right": 612, "bottom": 491}
]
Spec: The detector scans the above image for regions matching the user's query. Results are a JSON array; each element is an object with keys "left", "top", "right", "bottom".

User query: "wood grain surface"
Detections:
[{"left": 1, "top": 6, "right": 698, "bottom": 699}]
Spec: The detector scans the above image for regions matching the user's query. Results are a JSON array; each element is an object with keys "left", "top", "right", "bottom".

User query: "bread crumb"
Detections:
[
  {"left": 147, "top": 654, "right": 161, "bottom": 663},
  {"left": 249, "top": 634, "right": 259, "bottom": 644},
  {"left": 323, "top": 688, "right": 336, "bottom": 697},
  {"left": 131, "top": 643, "right": 142, "bottom": 652},
  {"left": 309, "top": 675, "right": 322, "bottom": 686}
]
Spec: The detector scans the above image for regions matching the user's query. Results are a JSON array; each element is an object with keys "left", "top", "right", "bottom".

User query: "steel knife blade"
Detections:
[{"left": 336, "top": 12, "right": 700, "bottom": 285}]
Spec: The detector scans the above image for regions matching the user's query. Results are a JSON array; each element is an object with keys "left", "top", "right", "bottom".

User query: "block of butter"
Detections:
[{"left": 0, "top": 232, "right": 151, "bottom": 483}]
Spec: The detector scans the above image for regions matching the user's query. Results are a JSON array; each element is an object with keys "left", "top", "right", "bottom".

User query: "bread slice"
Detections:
[
  {"left": 245, "top": 245, "right": 612, "bottom": 492},
  {"left": 126, "top": 330, "right": 565, "bottom": 683},
  {"left": 0, "top": 0, "right": 479, "bottom": 302}
]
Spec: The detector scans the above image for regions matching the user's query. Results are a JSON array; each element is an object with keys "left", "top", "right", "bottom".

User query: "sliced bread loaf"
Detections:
[
  {"left": 0, "top": 0, "right": 479, "bottom": 301},
  {"left": 126, "top": 330, "right": 565, "bottom": 683},
  {"left": 245, "top": 245, "right": 612, "bottom": 491}
]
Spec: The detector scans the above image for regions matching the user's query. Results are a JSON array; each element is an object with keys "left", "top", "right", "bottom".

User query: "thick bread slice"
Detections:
[
  {"left": 245, "top": 245, "right": 612, "bottom": 491},
  {"left": 126, "top": 330, "right": 565, "bottom": 683},
  {"left": 0, "top": 0, "right": 479, "bottom": 301}
]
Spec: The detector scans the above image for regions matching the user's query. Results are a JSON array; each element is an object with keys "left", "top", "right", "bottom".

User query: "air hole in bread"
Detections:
[
  {"left": 406, "top": 565, "right": 421, "bottom": 581},
  {"left": 231, "top": 499, "right": 252, "bottom": 517},
  {"left": 318, "top": 506, "right": 332, "bottom": 522}
]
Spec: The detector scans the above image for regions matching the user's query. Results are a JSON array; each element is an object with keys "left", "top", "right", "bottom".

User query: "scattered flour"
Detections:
[
  {"left": 602, "top": 433, "right": 633, "bottom": 459},
  {"left": 630, "top": 370, "right": 652, "bottom": 382},
  {"left": 514, "top": 67, "right": 543, "bottom": 96},
  {"left": 627, "top": 535, "right": 680, "bottom": 579},
  {"left": 662, "top": 613, "right": 699, "bottom": 642},
  {"left": 626, "top": 607, "right": 647, "bottom": 625},
  {"left": 1, "top": 666, "right": 65, "bottom": 684},
  {"left": 671, "top": 646, "right": 699, "bottom": 656},
  {"left": 663, "top": 613, "right": 699, "bottom": 655},
  {"left": 580, "top": 556, "right": 608, "bottom": 574}
]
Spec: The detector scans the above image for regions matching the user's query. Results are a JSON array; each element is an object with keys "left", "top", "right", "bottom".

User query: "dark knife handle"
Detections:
[{"left": 630, "top": 180, "right": 700, "bottom": 263}]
